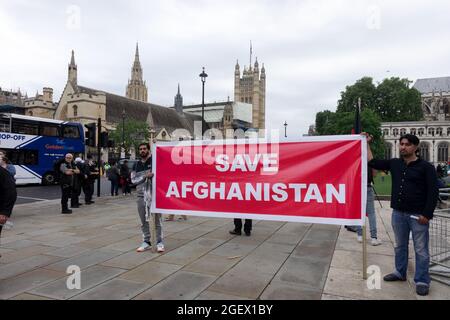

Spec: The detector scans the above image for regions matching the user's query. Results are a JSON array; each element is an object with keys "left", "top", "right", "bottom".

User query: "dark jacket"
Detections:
[
  {"left": 0, "top": 166, "right": 17, "bottom": 217},
  {"left": 369, "top": 157, "right": 439, "bottom": 219}
]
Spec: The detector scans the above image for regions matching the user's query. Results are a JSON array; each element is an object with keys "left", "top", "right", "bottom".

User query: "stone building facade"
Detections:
[{"left": 382, "top": 77, "right": 450, "bottom": 165}]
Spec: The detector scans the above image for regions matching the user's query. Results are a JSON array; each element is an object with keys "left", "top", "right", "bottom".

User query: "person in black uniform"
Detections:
[
  {"left": 0, "top": 163, "right": 17, "bottom": 258},
  {"left": 83, "top": 155, "right": 98, "bottom": 205},
  {"left": 59, "top": 153, "right": 79, "bottom": 214}
]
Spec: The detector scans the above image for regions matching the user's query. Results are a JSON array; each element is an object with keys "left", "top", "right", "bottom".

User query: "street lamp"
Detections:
[
  {"left": 199, "top": 67, "right": 208, "bottom": 139},
  {"left": 121, "top": 109, "right": 126, "bottom": 158},
  {"left": 284, "top": 121, "right": 288, "bottom": 138}
]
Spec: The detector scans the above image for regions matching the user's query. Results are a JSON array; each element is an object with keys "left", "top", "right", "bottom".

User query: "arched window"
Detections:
[
  {"left": 28, "top": 111, "right": 33, "bottom": 116},
  {"left": 393, "top": 128, "right": 399, "bottom": 136},
  {"left": 73, "top": 105, "right": 78, "bottom": 117},
  {"left": 383, "top": 129, "right": 389, "bottom": 136},
  {"left": 428, "top": 127, "right": 435, "bottom": 136},
  {"left": 418, "top": 128, "right": 425, "bottom": 136},
  {"left": 447, "top": 127, "right": 450, "bottom": 136},
  {"left": 436, "top": 127, "right": 443, "bottom": 136},
  {"left": 400, "top": 128, "right": 407, "bottom": 135},
  {"left": 410, "top": 128, "right": 416, "bottom": 135},
  {"left": 384, "top": 142, "right": 392, "bottom": 160},
  {"left": 419, "top": 142, "right": 430, "bottom": 161},
  {"left": 438, "top": 142, "right": 449, "bottom": 162}
]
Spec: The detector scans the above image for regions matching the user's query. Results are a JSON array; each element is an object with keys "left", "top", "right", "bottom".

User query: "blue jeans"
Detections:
[
  {"left": 357, "top": 187, "right": 377, "bottom": 239},
  {"left": 110, "top": 180, "right": 119, "bottom": 196},
  {"left": 391, "top": 209, "right": 430, "bottom": 286}
]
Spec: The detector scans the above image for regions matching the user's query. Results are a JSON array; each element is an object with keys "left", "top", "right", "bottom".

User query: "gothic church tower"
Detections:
[
  {"left": 234, "top": 45, "right": 266, "bottom": 130},
  {"left": 126, "top": 43, "right": 148, "bottom": 102}
]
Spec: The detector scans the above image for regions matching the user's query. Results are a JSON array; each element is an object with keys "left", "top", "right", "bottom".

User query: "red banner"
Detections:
[{"left": 152, "top": 136, "right": 367, "bottom": 226}]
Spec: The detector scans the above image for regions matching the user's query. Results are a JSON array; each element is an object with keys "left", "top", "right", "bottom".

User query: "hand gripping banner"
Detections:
[{"left": 151, "top": 135, "right": 367, "bottom": 226}]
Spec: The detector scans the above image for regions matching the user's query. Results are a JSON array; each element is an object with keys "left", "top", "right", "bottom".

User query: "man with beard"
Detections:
[
  {"left": 131, "top": 143, "right": 164, "bottom": 253},
  {"left": 366, "top": 133, "right": 438, "bottom": 296}
]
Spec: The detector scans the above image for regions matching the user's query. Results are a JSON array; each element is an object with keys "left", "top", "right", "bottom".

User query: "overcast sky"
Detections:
[{"left": 1, "top": 0, "right": 449, "bottom": 136}]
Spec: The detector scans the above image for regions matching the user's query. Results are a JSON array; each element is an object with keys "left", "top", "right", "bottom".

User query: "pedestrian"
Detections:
[
  {"left": 229, "top": 219, "right": 252, "bottom": 236},
  {"left": 71, "top": 157, "right": 85, "bottom": 208},
  {"left": 0, "top": 150, "right": 16, "bottom": 179},
  {"left": 107, "top": 160, "right": 120, "bottom": 196},
  {"left": 120, "top": 160, "right": 131, "bottom": 195},
  {"left": 83, "top": 155, "right": 98, "bottom": 205},
  {"left": 356, "top": 167, "right": 381, "bottom": 246},
  {"left": 366, "top": 133, "right": 439, "bottom": 296},
  {"left": 0, "top": 164, "right": 17, "bottom": 259},
  {"left": 59, "top": 153, "right": 79, "bottom": 214},
  {"left": 131, "top": 142, "right": 164, "bottom": 253}
]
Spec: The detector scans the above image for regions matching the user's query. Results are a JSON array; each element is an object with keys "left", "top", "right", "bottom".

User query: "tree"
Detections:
[
  {"left": 336, "top": 76, "right": 423, "bottom": 121},
  {"left": 336, "top": 77, "right": 377, "bottom": 113},
  {"left": 109, "top": 119, "right": 150, "bottom": 156},
  {"left": 315, "top": 109, "right": 384, "bottom": 159},
  {"left": 374, "top": 77, "right": 423, "bottom": 121}
]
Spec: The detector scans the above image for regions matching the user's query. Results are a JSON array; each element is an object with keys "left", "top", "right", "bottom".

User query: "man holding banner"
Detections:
[{"left": 367, "top": 133, "right": 438, "bottom": 296}]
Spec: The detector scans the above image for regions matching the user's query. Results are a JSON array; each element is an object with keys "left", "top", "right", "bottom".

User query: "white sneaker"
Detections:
[
  {"left": 357, "top": 235, "right": 363, "bottom": 243},
  {"left": 136, "top": 242, "right": 151, "bottom": 252},
  {"left": 156, "top": 243, "right": 165, "bottom": 253},
  {"left": 371, "top": 238, "right": 382, "bottom": 246}
]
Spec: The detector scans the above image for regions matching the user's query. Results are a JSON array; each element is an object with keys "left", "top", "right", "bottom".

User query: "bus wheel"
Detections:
[{"left": 42, "top": 173, "right": 56, "bottom": 185}]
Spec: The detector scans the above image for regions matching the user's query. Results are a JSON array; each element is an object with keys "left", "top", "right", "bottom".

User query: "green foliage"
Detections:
[
  {"left": 109, "top": 119, "right": 150, "bottom": 155},
  {"left": 336, "top": 77, "right": 423, "bottom": 121},
  {"left": 315, "top": 109, "right": 384, "bottom": 159},
  {"left": 337, "top": 77, "right": 377, "bottom": 113}
]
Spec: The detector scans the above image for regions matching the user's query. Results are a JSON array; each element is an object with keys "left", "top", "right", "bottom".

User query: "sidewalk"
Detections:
[{"left": 0, "top": 195, "right": 448, "bottom": 300}]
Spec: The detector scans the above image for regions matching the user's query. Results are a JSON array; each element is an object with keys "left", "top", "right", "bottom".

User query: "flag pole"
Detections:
[{"left": 356, "top": 97, "right": 368, "bottom": 280}]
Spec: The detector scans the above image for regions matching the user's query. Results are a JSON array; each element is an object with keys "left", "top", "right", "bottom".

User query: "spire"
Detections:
[
  {"left": 135, "top": 43, "right": 140, "bottom": 62},
  {"left": 70, "top": 50, "right": 76, "bottom": 66},
  {"left": 174, "top": 83, "right": 183, "bottom": 114},
  {"left": 249, "top": 41, "right": 253, "bottom": 69},
  {"left": 68, "top": 50, "right": 77, "bottom": 85}
]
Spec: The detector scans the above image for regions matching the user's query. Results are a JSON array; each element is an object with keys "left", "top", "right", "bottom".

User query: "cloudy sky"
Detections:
[{"left": 1, "top": 0, "right": 449, "bottom": 136}]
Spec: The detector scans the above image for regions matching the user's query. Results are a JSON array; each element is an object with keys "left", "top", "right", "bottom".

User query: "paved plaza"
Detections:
[{"left": 0, "top": 194, "right": 448, "bottom": 300}]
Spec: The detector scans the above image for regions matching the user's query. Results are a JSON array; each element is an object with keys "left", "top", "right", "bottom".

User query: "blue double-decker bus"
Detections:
[{"left": 0, "top": 113, "right": 85, "bottom": 185}]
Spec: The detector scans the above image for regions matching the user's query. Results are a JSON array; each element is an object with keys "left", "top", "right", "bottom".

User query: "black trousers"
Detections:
[
  {"left": 234, "top": 219, "right": 252, "bottom": 233},
  {"left": 61, "top": 184, "right": 72, "bottom": 210},
  {"left": 83, "top": 182, "right": 94, "bottom": 202}
]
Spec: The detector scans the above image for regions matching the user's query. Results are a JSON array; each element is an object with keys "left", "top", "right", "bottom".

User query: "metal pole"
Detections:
[
  {"left": 97, "top": 117, "right": 101, "bottom": 198},
  {"left": 363, "top": 223, "right": 368, "bottom": 280},
  {"left": 201, "top": 79, "right": 205, "bottom": 139}
]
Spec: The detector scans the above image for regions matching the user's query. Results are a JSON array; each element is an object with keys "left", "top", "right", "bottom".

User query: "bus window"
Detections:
[
  {"left": 39, "top": 123, "right": 60, "bottom": 137},
  {"left": 7, "top": 149, "right": 39, "bottom": 165},
  {"left": 63, "top": 125, "right": 80, "bottom": 139},
  {"left": 0, "top": 117, "right": 10, "bottom": 132},
  {"left": 12, "top": 121, "right": 39, "bottom": 135}
]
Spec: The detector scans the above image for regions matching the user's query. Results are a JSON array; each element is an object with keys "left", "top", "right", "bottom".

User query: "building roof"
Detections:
[
  {"left": 76, "top": 86, "right": 205, "bottom": 135},
  {"left": 413, "top": 77, "right": 450, "bottom": 94},
  {"left": 181, "top": 101, "right": 252, "bottom": 124}
]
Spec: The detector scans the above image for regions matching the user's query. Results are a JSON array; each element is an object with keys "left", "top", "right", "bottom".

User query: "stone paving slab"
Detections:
[
  {"left": 183, "top": 254, "right": 242, "bottom": 276},
  {"left": 0, "top": 254, "right": 63, "bottom": 280},
  {"left": 0, "top": 268, "right": 66, "bottom": 299},
  {"left": 118, "top": 261, "right": 183, "bottom": 285},
  {"left": 43, "top": 249, "right": 123, "bottom": 272},
  {"left": 71, "top": 278, "right": 149, "bottom": 300},
  {"left": 260, "top": 280, "right": 323, "bottom": 300},
  {"left": 134, "top": 271, "right": 217, "bottom": 300},
  {"left": 100, "top": 250, "right": 160, "bottom": 270},
  {"left": 28, "top": 265, "right": 127, "bottom": 300},
  {"left": 0, "top": 245, "right": 55, "bottom": 264},
  {"left": 9, "top": 293, "right": 54, "bottom": 300}
]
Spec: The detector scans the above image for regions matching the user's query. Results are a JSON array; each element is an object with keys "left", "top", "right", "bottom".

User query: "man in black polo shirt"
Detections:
[{"left": 367, "top": 133, "right": 438, "bottom": 296}]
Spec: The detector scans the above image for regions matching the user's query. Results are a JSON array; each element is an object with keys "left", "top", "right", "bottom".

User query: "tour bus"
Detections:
[{"left": 0, "top": 113, "right": 85, "bottom": 185}]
